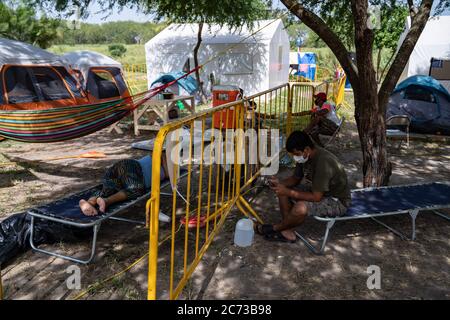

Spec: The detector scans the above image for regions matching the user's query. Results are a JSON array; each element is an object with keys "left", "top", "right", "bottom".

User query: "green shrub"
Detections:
[{"left": 108, "top": 44, "right": 127, "bottom": 57}]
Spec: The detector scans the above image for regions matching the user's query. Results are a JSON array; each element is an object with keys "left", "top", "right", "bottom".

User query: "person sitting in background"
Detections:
[
  {"left": 79, "top": 155, "right": 169, "bottom": 216},
  {"left": 305, "top": 92, "right": 340, "bottom": 146}
]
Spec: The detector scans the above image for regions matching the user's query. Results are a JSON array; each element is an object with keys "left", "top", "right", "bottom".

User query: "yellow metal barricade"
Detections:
[
  {"left": 146, "top": 82, "right": 328, "bottom": 299},
  {"left": 123, "top": 64, "right": 148, "bottom": 95},
  {"left": 333, "top": 75, "right": 347, "bottom": 107}
]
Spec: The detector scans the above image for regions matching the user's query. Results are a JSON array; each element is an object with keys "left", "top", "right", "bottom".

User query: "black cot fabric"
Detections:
[
  {"left": 346, "top": 182, "right": 450, "bottom": 217},
  {"left": 29, "top": 185, "right": 129, "bottom": 223}
]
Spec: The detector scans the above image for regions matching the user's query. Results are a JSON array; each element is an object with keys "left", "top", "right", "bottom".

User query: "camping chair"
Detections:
[
  {"left": 295, "top": 182, "right": 450, "bottom": 255},
  {"left": 27, "top": 174, "right": 186, "bottom": 264},
  {"left": 324, "top": 116, "right": 346, "bottom": 148},
  {"left": 386, "top": 115, "right": 411, "bottom": 148}
]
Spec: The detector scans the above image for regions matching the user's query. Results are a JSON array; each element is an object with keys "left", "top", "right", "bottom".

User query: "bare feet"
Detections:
[
  {"left": 96, "top": 197, "right": 107, "bottom": 213},
  {"left": 79, "top": 199, "right": 98, "bottom": 216}
]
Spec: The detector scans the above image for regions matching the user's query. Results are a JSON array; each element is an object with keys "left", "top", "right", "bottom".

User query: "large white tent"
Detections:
[
  {"left": 398, "top": 15, "right": 450, "bottom": 88},
  {"left": 145, "top": 19, "right": 290, "bottom": 96}
]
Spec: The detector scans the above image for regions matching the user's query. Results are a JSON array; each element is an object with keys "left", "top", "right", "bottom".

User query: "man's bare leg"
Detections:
[
  {"left": 273, "top": 201, "right": 308, "bottom": 240},
  {"left": 97, "top": 191, "right": 128, "bottom": 213},
  {"left": 278, "top": 195, "right": 297, "bottom": 235}
]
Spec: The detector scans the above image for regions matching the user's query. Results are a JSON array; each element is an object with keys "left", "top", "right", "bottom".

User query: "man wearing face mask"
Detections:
[
  {"left": 256, "top": 130, "right": 351, "bottom": 243},
  {"left": 305, "top": 92, "right": 340, "bottom": 146}
]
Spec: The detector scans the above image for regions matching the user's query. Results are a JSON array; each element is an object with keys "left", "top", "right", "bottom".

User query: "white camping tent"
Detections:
[
  {"left": 398, "top": 16, "right": 450, "bottom": 87},
  {"left": 0, "top": 38, "right": 67, "bottom": 67},
  {"left": 145, "top": 19, "right": 290, "bottom": 96},
  {"left": 62, "top": 51, "right": 123, "bottom": 84}
]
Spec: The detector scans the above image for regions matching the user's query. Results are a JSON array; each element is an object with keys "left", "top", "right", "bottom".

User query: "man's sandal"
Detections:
[
  {"left": 264, "top": 231, "right": 297, "bottom": 243},
  {"left": 254, "top": 224, "right": 275, "bottom": 236}
]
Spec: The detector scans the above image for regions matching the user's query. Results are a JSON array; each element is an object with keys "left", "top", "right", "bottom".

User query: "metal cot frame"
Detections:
[
  {"left": 294, "top": 183, "right": 450, "bottom": 255},
  {"left": 27, "top": 177, "right": 182, "bottom": 264}
]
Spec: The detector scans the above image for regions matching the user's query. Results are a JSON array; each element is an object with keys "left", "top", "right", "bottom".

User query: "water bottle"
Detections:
[
  {"left": 159, "top": 211, "right": 171, "bottom": 223},
  {"left": 234, "top": 218, "right": 254, "bottom": 247}
]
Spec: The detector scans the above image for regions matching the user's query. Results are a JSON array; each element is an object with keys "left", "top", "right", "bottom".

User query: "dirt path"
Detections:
[{"left": 1, "top": 119, "right": 449, "bottom": 300}]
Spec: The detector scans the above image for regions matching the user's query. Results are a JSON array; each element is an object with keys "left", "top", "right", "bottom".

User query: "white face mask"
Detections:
[{"left": 293, "top": 154, "right": 309, "bottom": 164}]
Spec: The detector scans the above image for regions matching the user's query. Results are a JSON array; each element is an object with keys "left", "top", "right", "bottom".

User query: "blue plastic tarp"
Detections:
[
  {"left": 151, "top": 72, "right": 198, "bottom": 95},
  {"left": 298, "top": 52, "right": 316, "bottom": 64},
  {"left": 294, "top": 52, "right": 317, "bottom": 81}
]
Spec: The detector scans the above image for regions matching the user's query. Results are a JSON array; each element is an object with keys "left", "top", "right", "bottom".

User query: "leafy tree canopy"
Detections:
[
  {"left": 0, "top": 1, "right": 62, "bottom": 48},
  {"left": 32, "top": 0, "right": 271, "bottom": 28}
]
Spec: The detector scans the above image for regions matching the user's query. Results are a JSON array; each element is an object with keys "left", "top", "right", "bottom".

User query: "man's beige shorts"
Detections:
[{"left": 291, "top": 184, "right": 348, "bottom": 217}]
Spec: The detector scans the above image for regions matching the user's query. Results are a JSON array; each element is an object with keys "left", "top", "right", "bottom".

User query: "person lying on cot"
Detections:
[
  {"left": 255, "top": 131, "right": 351, "bottom": 243},
  {"left": 79, "top": 155, "right": 169, "bottom": 216},
  {"left": 304, "top": 92, "right": 340, "bottom": 146}
]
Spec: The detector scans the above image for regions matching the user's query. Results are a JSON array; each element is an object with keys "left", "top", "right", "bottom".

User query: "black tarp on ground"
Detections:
[{"left": 0, "top": 212, "right": 89, "bottom": 266}]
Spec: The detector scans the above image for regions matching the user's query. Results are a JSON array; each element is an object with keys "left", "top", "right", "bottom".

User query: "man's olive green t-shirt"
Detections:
[{"left": 295, "top": 147, "right": 351, "bottom": 206}]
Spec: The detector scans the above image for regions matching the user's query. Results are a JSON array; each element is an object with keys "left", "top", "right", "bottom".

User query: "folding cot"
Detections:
[
  {"left": 295, "top": 182, "right": 450, "bottom": 254},
  {"left": 27, "top": 176, "right": 182, "bottom": 264}
]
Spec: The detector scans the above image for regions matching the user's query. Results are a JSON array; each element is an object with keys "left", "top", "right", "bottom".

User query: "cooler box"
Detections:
[{"left": 212, "top": 85, "right": 242, "bottom": 129}]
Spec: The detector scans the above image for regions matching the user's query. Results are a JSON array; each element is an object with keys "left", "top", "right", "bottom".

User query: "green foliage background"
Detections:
[{"left": 58, "top": 21, "right": 167, "bottom": 45}]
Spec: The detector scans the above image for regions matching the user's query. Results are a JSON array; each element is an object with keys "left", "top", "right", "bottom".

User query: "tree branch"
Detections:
[
  {"left": 351, "top": 0, "right": 375, "bottom": 81},
  {"left": 407, "top": 0, "right": 418, "bottom": 20},
  {"left": 280, "top": 0, "right": 359, "bottom": 89},
  {"left": 378, "top": 0, "right": 433, "bottom": 110},
  {"left": 379, "top": 49, "right": 396, "bottom": 82}
]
